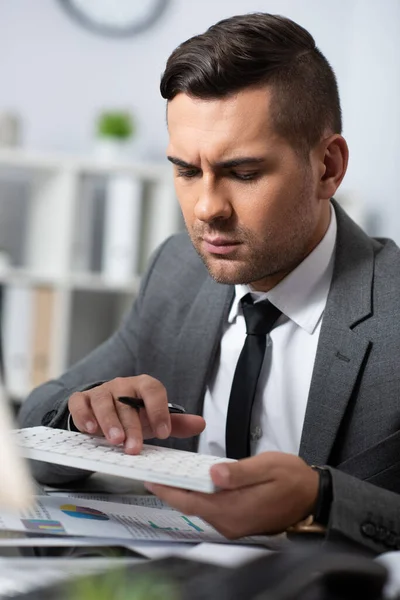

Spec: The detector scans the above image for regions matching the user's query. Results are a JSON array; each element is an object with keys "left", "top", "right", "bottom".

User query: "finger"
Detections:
[
  {"left": 138, "top": 418, "right": 155, "bottom": 440},
  {"left": 89, "top": 388, "right": 126, "bottom": 445},
  {"left": 137, "top": 415, "right": 157, "bottom": 440},
  {"left": 138, "top": 413, "right": 205, "bottom": 440},
  {"left": 169, "top": 415, "right": 206, "bottom": 438},
  {"left": 68, "top": 392, "right": 98, "bottom": 434},
  {"left": 115, "top": 402, "right": 143, "bottom": 455},
  {"left": 133, "top": 376, "right": 171, "bottom": 439},
  {"left": 210, "top": 453, "right": 279, "bottom": 489}
]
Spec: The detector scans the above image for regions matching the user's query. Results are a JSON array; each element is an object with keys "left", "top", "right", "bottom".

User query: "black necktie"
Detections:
[{"left": 225, "top": 293, "right": 282, "bottom": 459}]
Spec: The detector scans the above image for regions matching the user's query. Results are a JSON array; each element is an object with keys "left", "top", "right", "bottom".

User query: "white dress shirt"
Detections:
[{"left": 198, "top": 206, "right": 337, "bottom": 457}]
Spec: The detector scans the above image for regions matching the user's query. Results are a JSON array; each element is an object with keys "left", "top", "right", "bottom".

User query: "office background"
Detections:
[
  {"left": 0, "top": 0, "right": 399, "bottom": 403},
  {"left": 1, "top": 0, "right": 399, "bottom": 238}
]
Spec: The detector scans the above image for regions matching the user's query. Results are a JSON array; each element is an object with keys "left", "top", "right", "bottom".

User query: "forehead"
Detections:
[{"left": 167, "top": 88, "right": 287, "bottom": 160}]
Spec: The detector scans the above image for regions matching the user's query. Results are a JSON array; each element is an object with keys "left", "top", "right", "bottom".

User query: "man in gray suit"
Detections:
[{"left": 20, "top": 13, "right": 400, "bottom": 554}]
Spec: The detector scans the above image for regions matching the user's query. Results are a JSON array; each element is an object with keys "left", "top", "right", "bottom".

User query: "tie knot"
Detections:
[{"left": 241, "top": 293, "right": 282, "bottom": 335}]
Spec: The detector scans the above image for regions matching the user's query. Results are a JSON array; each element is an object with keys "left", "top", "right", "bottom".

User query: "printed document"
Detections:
[{"left": 0, "top": 495, "right": 286, "bottom": 548}]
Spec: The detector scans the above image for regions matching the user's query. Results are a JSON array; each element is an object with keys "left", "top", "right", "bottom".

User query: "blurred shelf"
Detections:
[
  {"left": 0, "top": 148, "right": 179, "bottom": 403},
  {"left": 0, "top": 267, "right": 139, "bottom": 293},
  {"left": 0, "top": 148, "right": 171, "bottom": 180}
]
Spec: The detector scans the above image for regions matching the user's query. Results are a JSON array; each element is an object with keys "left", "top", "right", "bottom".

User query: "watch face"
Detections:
[{"left": 57, "top": 0, "right": 170, "bottom": 38}]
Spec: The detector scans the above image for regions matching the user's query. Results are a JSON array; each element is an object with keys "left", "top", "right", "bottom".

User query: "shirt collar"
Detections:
[{"left": 228, "top": 204, "right": 337, "bottom": 334}]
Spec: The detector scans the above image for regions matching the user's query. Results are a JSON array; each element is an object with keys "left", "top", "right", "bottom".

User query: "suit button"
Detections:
[
  {"left": 250, "top": 427, "right": 263, "bottom": 441},
  {"left": 361, "top": 523, "right": 376, "bottom": 538}
]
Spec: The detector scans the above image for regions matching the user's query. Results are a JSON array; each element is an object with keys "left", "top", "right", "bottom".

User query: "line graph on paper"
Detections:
[
  {"left": 149, "top": 515, "right": 204, "bottom": 533},
  {"left": 112, "top": 512, "right": 216, "bottom": 541}
]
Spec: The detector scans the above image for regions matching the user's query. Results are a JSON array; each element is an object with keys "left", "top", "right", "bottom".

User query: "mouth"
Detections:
[{"left": 202, "top": 237, "right": 242, "bottom": 256}]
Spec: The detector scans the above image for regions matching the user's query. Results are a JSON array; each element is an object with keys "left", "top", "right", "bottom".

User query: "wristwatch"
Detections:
[{"left": 287, "top": 466, "right": 333, "bottom": 534}]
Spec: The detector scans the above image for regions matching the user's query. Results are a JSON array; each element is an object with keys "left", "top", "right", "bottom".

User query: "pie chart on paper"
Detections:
[{"left": 60, "top": 504, "right": 110, "bottom": 521}]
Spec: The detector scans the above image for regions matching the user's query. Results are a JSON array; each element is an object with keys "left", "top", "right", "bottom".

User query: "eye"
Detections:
[
  {"left": 231, "top": 171, "right": 259, "bottom": 181},
  {"left": 176, "top": 168, "right": 201, "bottom": 179}
]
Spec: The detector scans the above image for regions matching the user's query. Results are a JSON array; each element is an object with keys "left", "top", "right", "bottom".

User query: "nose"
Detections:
[{"left": 194, "top": 177, "right": 232, "bottom": 223}]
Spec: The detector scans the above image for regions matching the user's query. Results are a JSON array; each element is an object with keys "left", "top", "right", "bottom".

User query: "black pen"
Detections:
[{"left": 117, "top": 396, "right": 186, "bottom": 414}]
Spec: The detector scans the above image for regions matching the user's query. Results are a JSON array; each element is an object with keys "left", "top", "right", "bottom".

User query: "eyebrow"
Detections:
[{"left": 167, "top": 156, "right": 266, "bottom": 169}]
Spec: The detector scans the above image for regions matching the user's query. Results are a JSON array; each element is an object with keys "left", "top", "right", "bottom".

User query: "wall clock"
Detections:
[{"left": 57, "top": 0, "right": 170, "bottom": 38}]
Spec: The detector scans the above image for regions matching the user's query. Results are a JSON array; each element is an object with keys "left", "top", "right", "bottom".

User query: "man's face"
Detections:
[{"left": 166, "top": 87, "right": 330, "bottom": 291}]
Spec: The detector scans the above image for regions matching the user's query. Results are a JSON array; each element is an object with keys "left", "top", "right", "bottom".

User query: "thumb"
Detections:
[{"left": 210, "top": 454, "right": 276, "bottom": 489}]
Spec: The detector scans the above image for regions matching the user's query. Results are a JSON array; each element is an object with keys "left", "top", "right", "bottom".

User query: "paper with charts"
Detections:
[
  {"left": 14, "top": 426, "right": 235, "bottom": 493},
  {"left": 0, "top": 495, "right": 285, "bottom": 548}
]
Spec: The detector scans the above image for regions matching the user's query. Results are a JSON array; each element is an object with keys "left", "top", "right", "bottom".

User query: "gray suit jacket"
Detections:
[{"left": 19, "top": 201, "right": 400, "bottom": 554}]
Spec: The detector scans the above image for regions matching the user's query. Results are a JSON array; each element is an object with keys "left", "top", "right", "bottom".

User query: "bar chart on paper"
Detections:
[{"left": 21, "top": 519, "right": 66, "bottom": 534}]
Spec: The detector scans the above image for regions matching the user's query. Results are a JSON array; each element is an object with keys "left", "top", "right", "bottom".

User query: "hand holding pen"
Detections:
[{"left": 68, "top": 375, "right": 205, "bottom": 454}]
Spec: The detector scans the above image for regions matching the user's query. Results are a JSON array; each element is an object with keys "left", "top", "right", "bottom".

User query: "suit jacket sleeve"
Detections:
[
  {"left": 17, "top": 238, "right": 169, "bottom": 485},
  {"left": 326, "top": 467, "right": 400, "bottom": 554}
]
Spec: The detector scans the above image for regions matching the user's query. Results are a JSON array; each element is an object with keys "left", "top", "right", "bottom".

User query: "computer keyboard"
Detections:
[{"left": 14, "top": 427, "right": 234, "bottom": 493}]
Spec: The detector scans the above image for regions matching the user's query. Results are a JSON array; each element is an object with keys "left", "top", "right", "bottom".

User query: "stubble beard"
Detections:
[{"left": 188, "top": 189, "right": 317, "bottom": 286}]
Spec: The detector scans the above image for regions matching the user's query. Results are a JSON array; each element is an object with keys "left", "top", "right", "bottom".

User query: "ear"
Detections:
[{"left": 315, "top": 134, "right": 349, "bottom": 200}]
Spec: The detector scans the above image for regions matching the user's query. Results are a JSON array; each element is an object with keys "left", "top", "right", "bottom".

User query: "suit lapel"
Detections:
[
  {"left": 299, "top": 326, "right": 371, "bottom": 465},
  {"left": 172, "top": 277, "right": 233, "bottom": 451},
  {"left": 299, "top": 202, "right": 375, "bottom": 465}
]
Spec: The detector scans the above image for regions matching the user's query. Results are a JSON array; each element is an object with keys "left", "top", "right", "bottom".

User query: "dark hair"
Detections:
[{"left": 160, "top": 13, "right": 342, "bottom": 155}]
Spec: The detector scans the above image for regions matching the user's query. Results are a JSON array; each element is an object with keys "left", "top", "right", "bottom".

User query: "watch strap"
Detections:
[
  {"left": 286, "top": 465, "right": 333, "bottom": 534},
  {"left": 312, "top": 465, "right": 333, "bottom": 526}
]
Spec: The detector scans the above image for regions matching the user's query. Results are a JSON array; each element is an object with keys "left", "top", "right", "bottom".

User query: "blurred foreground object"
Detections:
[
  {"left": 20, "top": 550, "right": 388, "bottom": 600},
  {"left": 0, "top": 376, "right": 34, "bottom": 509},
  {"left": 68, "top": 568, "right": 177, "bottom": 600}
]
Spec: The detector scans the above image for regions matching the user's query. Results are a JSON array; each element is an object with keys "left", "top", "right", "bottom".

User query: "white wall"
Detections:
[
  {"left": 0, "top": 0, "right": 399, "bottom": 238},
  {"left": 340, "top": 0, "right": 400, "bottom": 241}
]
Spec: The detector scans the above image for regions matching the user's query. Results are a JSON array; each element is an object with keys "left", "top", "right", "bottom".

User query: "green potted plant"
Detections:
[
  {"left": 67, "top": 567, "right": 179, "bottom": 600},
  {"left": 94, "top": 110, "right": 136, "bottom": 161}
]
